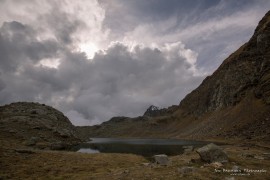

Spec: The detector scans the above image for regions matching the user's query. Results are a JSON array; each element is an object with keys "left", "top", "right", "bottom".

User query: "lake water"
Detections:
[{"left": 74, "top": 138, "right": 210, "bottom": 156}]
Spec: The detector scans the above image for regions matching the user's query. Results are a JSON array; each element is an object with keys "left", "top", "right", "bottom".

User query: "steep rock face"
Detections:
[
  {"left": 179, "top": 10, "right": 270, "bottom": 116},
  {"left": 0, "top": 102, "right": 82, "bottom": 149}
]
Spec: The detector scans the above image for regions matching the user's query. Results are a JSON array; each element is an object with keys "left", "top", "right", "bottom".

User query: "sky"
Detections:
[{"left": 0, "top": 0, "right": 269, "bottom": 126}]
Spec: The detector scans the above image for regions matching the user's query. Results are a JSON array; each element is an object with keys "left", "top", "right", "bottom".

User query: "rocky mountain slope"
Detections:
[
  {"left": 79, "top": 10, "right": 270, "bottom": 142},
  {"left": 0, "top": 102, "right": 82, "bottom": 150}
]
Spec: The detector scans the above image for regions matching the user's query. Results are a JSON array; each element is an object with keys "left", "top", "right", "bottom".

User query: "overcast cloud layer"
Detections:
[{"left": 0, "top": 0, "right": 269, "bottom": 125}]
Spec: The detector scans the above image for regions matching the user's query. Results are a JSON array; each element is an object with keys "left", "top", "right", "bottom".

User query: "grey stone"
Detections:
[
  {"left": 210, "top": 162, "right": 223, "bottom": 168},
  {"left": 15, "top": 149, "right": 35, "bottom": 154},
  {"left": 8, "top": 129, "right": 17, "bottom": 133},
  {"left": 232, "top": 165, "right": 240, "bottom": 171},
  {"left": 254, "top": 155, "right": 264, "bottom": 160},
  {"left": 178, "top": 166, "right": 196, "bottom": 174},
  {"left": 58, "top": 129, "right": 72, "bottom": 138},
  {"left": 123, "top": 170, "right": 129, "bottom": 174},
  {"left": 196, "top": 143, "right": 228, "bottom": 163},
  {"left": 225, "top": 177, "right": 235, "bottom": 180},
  {"left": 50, "top": 142, "right": 68, "bottom": 150},
  {"left": 241, "top": 153, "right": 254, "bottom": 158},
  {"left": 183, "top": 146, "right": 194, "bottom": 154},
  {"left": 153, "top": 154, "right": 170, "bottom": 165},
  {"left": 262, "top": 153, "right": 270, "bottom": 160},
  {"left": 141, "top": 163, "right": 150, "bottom": 166},
  {"left": 24, "top": 137, "right": 40, "bottom": 146},
  {"left": 183, "top": 145, "right": 193, "bottom": 149}
]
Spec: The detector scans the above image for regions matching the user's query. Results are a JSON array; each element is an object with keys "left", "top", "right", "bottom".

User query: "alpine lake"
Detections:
[{"left": 73, "top": 138, "right": 212, "bottom": 157}]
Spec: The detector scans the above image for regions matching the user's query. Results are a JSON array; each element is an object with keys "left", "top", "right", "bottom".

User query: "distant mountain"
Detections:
[
  {"left": 143, "top": 105, "right": 165, "bottom": 117},
  {"left": 79, "top": 10, "right": 270, "bottom": 142}
]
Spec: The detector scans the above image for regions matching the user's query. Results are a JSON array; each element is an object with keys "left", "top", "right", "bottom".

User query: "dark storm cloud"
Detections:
[
  {"left": 0, "top": 20, "right": 203, "bottom": 125},
  {"left": 0, "top": 21, "right": 62, "bottom": 102},
  {"left": 61, "top": 42, "right": 203, "bottom": 123},
  {"left": 41, "top": 9, "right": 85, "bottom": 45},
  {"left": 0, "top": 21, "right": 59, "bottom": 71}
]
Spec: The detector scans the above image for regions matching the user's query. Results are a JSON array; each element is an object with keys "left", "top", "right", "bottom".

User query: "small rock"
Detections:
[
  {"left": 178, "top": 166, "right": 196, "bottom": 174},
  {"left": 56, "top": 128, "right": 73, "bottom": 138},
  {"left": 153, "top": 154, "right": 170, "bottom": 165},
  {"left": 190, "top": 158, "right": 199, "bottom": 163},
  {"left": 8, "top": 129, "right": 17, "bottom": 133},
  {"left": 225, "top": 177, "right": 235, "bottom": 180},
  {"left": 183, "top": 146, "right": 194, "bottom": 154},
  {"left": 232, "top": 165, "right": 240, "bottom": 171},
  {"left": 24, "top": 137, "right": 40, "bottom": 146},
  {"left": 30, "top": 110, "right": 37, "bottom": 114},
  {"left": 196, "top": 143, "right": 228, "bottom": 163},
  {"left": 15, "top": 149, "right": 35, "bottom": 154},
  {"left": 210, "top": 162, "right": 223, "bottom": 168},
  {"left": 242, "top": 153, "right": 254, "bottom": 158},
  {"left": 183, "top": 146, "right": 194, "bottom": 150},
  {"left": 35, "top": 142, "right": 50, "bottom": 149},
  {"left": 254, "top": 155, "right": 264, "bottom": 160},
  {"left": 262, "top": 153, "right": 270, "bottom": 160},
  {"left": 50, "top": 142, "right": 67, "bottom": 150},
  {"left": 123, "top": 170, "right": 129, "bottom": 174},
  {"left": 141, "top": 163, "right": 150, "bottom": 166}
]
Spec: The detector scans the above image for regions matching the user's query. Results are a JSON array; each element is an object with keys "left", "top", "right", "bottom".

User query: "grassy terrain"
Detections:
[{"left": 1, "top": 135, "right": 270, "bottom": 180}]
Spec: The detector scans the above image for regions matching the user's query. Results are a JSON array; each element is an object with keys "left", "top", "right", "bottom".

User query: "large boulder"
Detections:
[
  {"left": 153, "top": 154, "right": 170, "bottom": 165},
  {"left": 196, "top": 143, "right": 228, "bottom": 163}
]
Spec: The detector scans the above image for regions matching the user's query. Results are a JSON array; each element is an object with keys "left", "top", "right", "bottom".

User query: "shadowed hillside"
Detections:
[{"left": 0, "top": 102, "right": 83, "bottom": 150}]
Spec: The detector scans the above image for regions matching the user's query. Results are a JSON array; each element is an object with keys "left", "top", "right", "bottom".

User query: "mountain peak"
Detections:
[{"left": 143, "top": 105, "right": 161, "bottom": 117}]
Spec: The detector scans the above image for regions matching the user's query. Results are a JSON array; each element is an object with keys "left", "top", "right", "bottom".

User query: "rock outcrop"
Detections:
[
  {"left": 196, "top": 143, "right": 228, "bottom": 163},
  {"left": 0, "top": 102, "right": 82, "bottom": 149}
]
